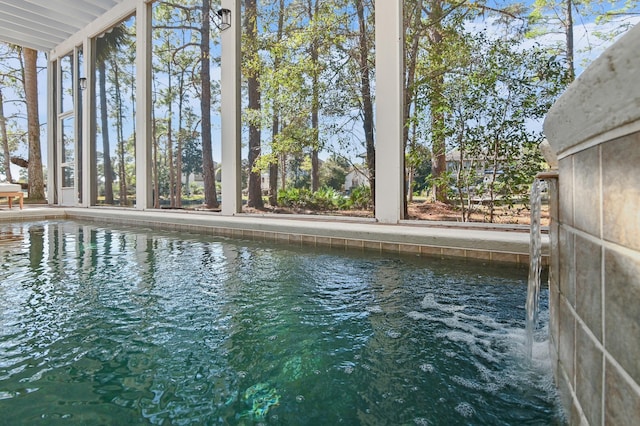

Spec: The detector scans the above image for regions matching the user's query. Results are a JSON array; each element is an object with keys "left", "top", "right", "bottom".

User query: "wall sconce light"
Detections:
[
  {"left": 215, "top": 8, "right": 231, "bottom": 31},
  {"left": 79, "top": 77, "right": 87, "bottom": 91}
]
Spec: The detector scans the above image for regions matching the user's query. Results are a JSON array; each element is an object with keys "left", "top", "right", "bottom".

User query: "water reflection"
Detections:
[{"left": 0, "top": 221, "right": 562, "bottom": 425}]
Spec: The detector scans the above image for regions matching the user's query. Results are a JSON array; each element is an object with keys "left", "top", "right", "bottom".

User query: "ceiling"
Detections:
[{"left": 0, "top": 0, "right": 125, "bottom": 51}]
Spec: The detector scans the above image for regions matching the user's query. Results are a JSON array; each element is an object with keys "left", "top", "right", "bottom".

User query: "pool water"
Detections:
[{"left": 0, "top": 221, "right": 563, "bottom": 425}]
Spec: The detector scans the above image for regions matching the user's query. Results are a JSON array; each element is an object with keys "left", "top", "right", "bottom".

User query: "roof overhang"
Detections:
[{"left": 0, "top": 0, "right": 126, "bottom": 52}]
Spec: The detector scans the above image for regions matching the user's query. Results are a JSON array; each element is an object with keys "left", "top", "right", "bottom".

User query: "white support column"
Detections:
[
  {"left": 374, "top": 1, "right": 404, "bottom": 224},
  {"left": 79, "top": 42, "right": 92, "bottom": 207},
  {"left": 135, "top": 0, "right": 152, "bottom": 210},
  {"left": 221, "top": 0, "right": 242, "bottom": 215},
  {"left": 46, "top": 58, "right": 56, "bottom": 204},
  {"left": 84, "top": 37, "right": 97, "bottom": 206}
]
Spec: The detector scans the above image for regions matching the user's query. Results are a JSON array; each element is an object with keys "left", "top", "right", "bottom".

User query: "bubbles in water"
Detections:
[
  {"left": 444, "top": 330, "right": 475, "bottom": 345},
  {"left": 413, "top": 418, "right": 430, "bottom": 426},
  {"left": 455, "top": 402, "right": 475, "bottom": 418},
  {"left": 267, "top": 335, "right": 278, "bottom": 341},
  {"left": 420, "top": 293, "right": 466, "bottom": 313},
  {"left": 296, "top": 395, "right": 305, "bottom": 402},
  {"left": 366, "top": 305, "right": 383, "bottom": 314},
  {"left": 385, "top": 330, "right": 401, "bottom": 339},
  {"left": 290, "top": 306, "right": 303, "bottom": 312},
  {"left": 451, "top": 375, "right": 483, "bottom": 391},
  {"left": 237, "top": 371, "right": 247, "bottom": 378},
  {"left": 421, "top": 294, "right": 438, "bottom": 309},
  {"left": 339, "top": 362, "right": 355, "bottom": 374},
  {"left": 407, "top": 311, "right": 428, "bottom": 320},
  {"left": 419, "top": 363, "right": 434, "bottom": 373}
]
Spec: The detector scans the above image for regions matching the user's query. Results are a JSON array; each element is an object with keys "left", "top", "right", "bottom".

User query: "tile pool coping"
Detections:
[{"left": 0, "top": 206, "right": 547, "bottom": 265}]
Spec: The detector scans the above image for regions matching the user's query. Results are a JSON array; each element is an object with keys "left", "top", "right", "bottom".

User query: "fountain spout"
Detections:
[{"left": 525, "top": 171, "right": 558, "bottom": 359}]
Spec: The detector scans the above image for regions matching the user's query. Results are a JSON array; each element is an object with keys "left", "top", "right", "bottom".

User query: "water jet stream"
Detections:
[{"left": 525, "top": 178, "right": 545, "bottom": 359}]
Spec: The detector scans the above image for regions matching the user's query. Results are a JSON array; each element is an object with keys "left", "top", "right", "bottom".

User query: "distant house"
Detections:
[
  {"left": 344, "top": 167, "right": 369, "bottom": 193},
  {"left": 446, "top": 149, "right": 483, "bottom": 174},
  {"left": 446, "top": 149, "right": 506, "bottom": 181},
  {"left": 183, "top": 167, "right": 221, "bottom": 195}
]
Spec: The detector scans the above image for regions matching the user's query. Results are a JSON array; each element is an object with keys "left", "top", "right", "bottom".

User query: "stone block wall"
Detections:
[{"left": 543, "top": 24, "right": 640, "bottom": 426}]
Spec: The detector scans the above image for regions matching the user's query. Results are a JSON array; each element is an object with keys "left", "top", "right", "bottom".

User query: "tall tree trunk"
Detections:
[
  {"left": 565, "top": 0, "right": 575, "bottom": 81},
  {"left": 405, "top": 0, "right": 424, "bottom": 215},
  {"left": 280, "top": 153, "right": 287, "bottom": 190},
  {"left": 428, "top": 1, "right": 448, "bottom": 203},
  {"left": 0, "top": 89, "right": 13, "bottom": 183},
  {"left": 356, "top": 0, "right": 375, "bottom": 205},
  {"left": 167, "top": 66, "right": 175, "bottom": 207},
  {"left": 310, "top": 70, "right": 319, "bottom": 192},
  {"left": 168, "top": 113, "right": 175, "bottom": 207},
  {"left": 488, "top": 136, "right": 500, "bottom": 223},
  {"left": 113, "top": 60, "right": 127, "bottom": 205},
  {"left": 176, "top": 71, "right": 185, "bottom": 208},
  {"left": 201, "top": 0, "right": 219, "bottom": 208},
  {"left": 309, "top": 0, "right": 320, "bottom": 192},
  {"left": 245, "top": 0, "right": 264, "bottom": 208},
  {"left": 23, "top": 48, "right": 45, "bottom": 200},
  {"left": 269, "top": 0, "right": 285, "bottom": 207},
  {"left": 407, "top": 115, "right": 418, "bottom": 203},
  {"left": 270, "top": 115, "right": 279, "bottom": 206},
  {"left": 99, "top": 61, "right": 114, "bottom": 204}
]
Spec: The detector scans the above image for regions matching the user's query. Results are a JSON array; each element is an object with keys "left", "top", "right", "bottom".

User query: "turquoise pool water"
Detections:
[{"left": 0, "top": 221, "right": 562, "bottom": 425}]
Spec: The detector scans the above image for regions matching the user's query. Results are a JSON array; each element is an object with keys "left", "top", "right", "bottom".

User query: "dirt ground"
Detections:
[
  {"left": 243, "top": 200, "right": 550, "bottom": 226},
  {"left": 406, "top": 201, "right": 549, "bottom": 226}
]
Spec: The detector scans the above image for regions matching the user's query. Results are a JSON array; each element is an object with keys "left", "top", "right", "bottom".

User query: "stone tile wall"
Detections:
[{"left": 548, "top": 132, "right": 640, "bottom": 425}]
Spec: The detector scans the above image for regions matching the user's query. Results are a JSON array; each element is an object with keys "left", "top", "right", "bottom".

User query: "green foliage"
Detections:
[
  {"left": 319, "top": 154, "right": 349, "bottom": 190},
  {"left": 414, "top": 28, "right": 568, "bottom": 221},
  {"left": 347, "top": 185, "right": 372, "bottom": 210},
  {"left": 189, "top": 182, "right": 203, "bottom": 196},
  {"left": 277, "top": 187, "right": 312, "bottom": 209},
  {"left": 312, "top": 186, "right": 346, "bottom": 210},
  {"left": 277, "top": 186, "right": 347, "bottom": 211},
  {"left": 406, "top": 144, "right": 432, "bottom": 194},
  {"left": 276, "top": 184, "right": 372, "bottom": 212}
]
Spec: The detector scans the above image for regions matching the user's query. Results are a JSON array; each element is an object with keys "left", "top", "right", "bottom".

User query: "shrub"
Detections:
[
  {"left": 349, "top": 185, "right": 372, "bottom": 210},
  {"left": 311, "top": 186, "right": 344, "bottom": 210},
  {"left": 277, "top": 187, "right": 313, "bottom": 208}
]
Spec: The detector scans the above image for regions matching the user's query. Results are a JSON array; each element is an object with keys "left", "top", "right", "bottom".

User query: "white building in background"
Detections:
[{"left": 344, "top": 168, "right": 369, "bottom": 193}]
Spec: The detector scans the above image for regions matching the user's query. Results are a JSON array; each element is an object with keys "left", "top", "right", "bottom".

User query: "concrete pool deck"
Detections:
[{"left": 0, "top": 206, "right": 547, "bottom": 265}]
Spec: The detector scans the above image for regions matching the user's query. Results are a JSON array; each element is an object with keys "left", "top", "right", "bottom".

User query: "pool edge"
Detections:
[{"left": 0, "top": 207, "right": 547, "bottom": 266}]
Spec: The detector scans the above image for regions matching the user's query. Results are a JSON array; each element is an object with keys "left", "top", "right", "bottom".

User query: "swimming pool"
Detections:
[{"left": 0, "top": 220, "right": 562, "bottom": 424}]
